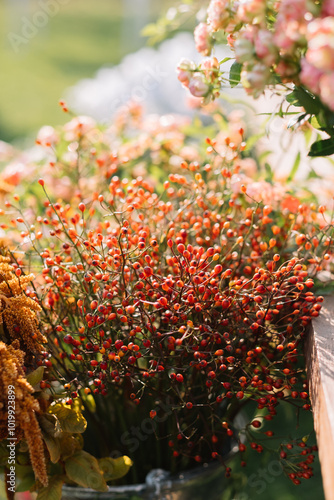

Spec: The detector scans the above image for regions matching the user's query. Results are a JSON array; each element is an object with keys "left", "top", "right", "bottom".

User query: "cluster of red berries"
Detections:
[{"left": 6, "top": 125, "right": 333, "bottom": 484}]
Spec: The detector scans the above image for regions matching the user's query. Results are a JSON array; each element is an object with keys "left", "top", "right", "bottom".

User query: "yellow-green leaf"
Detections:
[
  {"left": 65, "top": 451, "right": 108, "bottom": 492},
  {"left": 43, "top": 435, "right": 61, "bottom": 464},
  {"left": 37, "top": 476, "right": 64, "bottom": 500},
  {"left": 26, "top": 366, "right": 45, "bottom": 388},
  {"left": 58, "top": 433, "right": 82, "bottom": 460},
  {"left": 49, "top": 402, "right": 87, "bottom": 434},
  {"left": 39, "top": 414, "right": 62, "bottom": 438},
  {"left": 98, "top": 456, "right": 133, "bottom": 482}
]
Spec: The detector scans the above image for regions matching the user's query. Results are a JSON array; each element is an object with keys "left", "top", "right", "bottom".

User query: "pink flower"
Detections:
[
  {"left": 255, "top": 30, "right": 278, "bottom": 66},
  {"left": 322, "top": 0, "right": 334, "bottom": 16},
  {"left": 200, "top": 56, "right": 220, "bottom": 82},
  {"left": 188, "top": 73, "right": 210, "bottom": 98},
  {"left": 36, "top": 126, "right": 59, "bottom": 148},
  {"left": 241, "top": 63, "right": 271, "bottom": 97},
  {"left": 277, "top": 0, "right": 308, "bottom": 23},
  {"left": 274, "top": 0, "right": 308, "bottom": 52},
  {"left": 227, "top": 33, "right": 236, "bottom": 48},
  {"left": 235, "top": 37, "right": 255, "bottom": 64},
  {"left": 207, "top": 0, "right": 230, "bottom": 31},
  {"left": 64, "top": 116, "right": 96, "bottom": 141},
  {"left": 319, "top": 73, "right": 334, "bottom": 110},
  {"left": 274, "top": 60, "right": 299, "bottom": 83},
  {"left": 300, "top": 59, "right": 323, "bottom": 95},
  {"left": 2, "top": 162, "right": 35, "bottom": 186},
  {"left": 177, "top": 59, "right": 196, "bottom": 88},
  {"left": 194, "top": 23, "right": 212, "bottom": 56},
  {"left": 306, "top": 17, "right": 334, "bottom": 72},
  {"left": 237, "top": 0, "right": 266, "bottom": 23}
]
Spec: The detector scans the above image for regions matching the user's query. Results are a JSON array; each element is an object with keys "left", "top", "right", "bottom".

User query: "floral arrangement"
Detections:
[
  {"left": 145, "top": 0, "right": 334, "bottom": 157},
  {"left": 0, "top": 105, "right": 332, "bottom": 498}
]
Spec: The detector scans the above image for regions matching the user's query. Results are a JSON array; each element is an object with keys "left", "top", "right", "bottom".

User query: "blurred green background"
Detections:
[
  {"left": 0, "top": 0, "right": 172, "bottom": 143},
  {"left": 0, "top": 1, "right": 326, "bottom": 499}
]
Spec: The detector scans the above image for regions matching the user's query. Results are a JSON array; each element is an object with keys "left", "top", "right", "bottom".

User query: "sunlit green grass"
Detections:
[{"left": 0, "top": 0, "right": 173, "bottom": 143}]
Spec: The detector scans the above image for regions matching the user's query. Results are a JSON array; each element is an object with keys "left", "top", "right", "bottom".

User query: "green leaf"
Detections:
[
  {"left": 219, "top": 56, "right": 232, "bottom": 65},
  {"left": 26, "top": 366, "right": 45, "bottom": 388},
  {"left": 98, "top": 456, "right": 133, "bottom": 482},
  {"left": 287, "top": 113, "right": 307, "bottom": 129},
  {"left": 287, "top": 152, "right": 301, "bottom": 182},
  {"left": 43, "top": 435, "right": 61, "bottom": 464},
  {"left": 49, "top": 402, "right": 87, "bottom": 434},
  {"left": 308, "top": 138, "right": 334, "bottom": 157},
  {"left": 287, "top": 87, "right": 321, "bottom": 115},
  {"left": 16, "top": 474, "right": 36, "bottom": 492},
  {"left": 264, "top": 162, "right": 274, "bottom": 183},
  {"left": 37, "top": 476, "right": 64, "bottom": 500},
  {"left": 307, "top": 168, "right": 322, "bottom": 180},
  {"left": 59, "top": 433, "right": 82, "bottom": 460},
  {"left": 229, "top": 61, "right": 242, "bottom": 88},
  {"left": 65, "top": 451, "right": 108, "bottom": 492},
  {"left": 310, "top": 115, "right": 321, "bottom": 130},
  {"left": 39, "top": 414, "right": 62, "bottom": 438}
]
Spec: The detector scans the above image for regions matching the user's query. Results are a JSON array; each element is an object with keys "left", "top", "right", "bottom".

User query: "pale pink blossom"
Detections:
[
  {"left": 241, "top": 63, "right": 271, "bottom": 97},
  {"left": 300, "top": 59, "right": 323, "bottom": 94},
  {"left": 235, "top": 37, "right": 255, "bottom": 63},
  {"left": 227, "top": 33, "right": 236, "bottom": 48},
  {"left": 177, "top": 59, "right": 196, "bottom": 87},
  {"left": 322, "top": 0, "right": 334, "bottom": 17},
  {"left": 36, "top": 125, "right": 59, "bottom": 148},
  {"left": 306, "top": 17, "right": 334, "bottom": 72},
  {"left": 255, "top": 30, "right": 278, "bottom": 66},
  {"left": 274, "top": 60, "right": 299, "bottom": 82},
  {"left": 194, "top": 23, "right": 212, "bottom": 56},
  {"left": 64, "top": 116, "right": 96, "bottom": 141},
  {"left": 237, "top": 0, "right": 266, "bottom": 23},
  {"left": 319, "top": 72, "right": 334, "bottom": 110},
  {"left": 274, "top": 0, "right": 308, "bottom": 52},
  {"left": 200, "top": 57, "right": 220, "bottom": 82},
  {"left": 207, "top": 0, "right": 230, "bottom": 31},
  {"left": 2, "top": 162, "right": 35, "bottom": 186},
  {"left": 188, "top": 74, "right": 210, "bottom": 98}
]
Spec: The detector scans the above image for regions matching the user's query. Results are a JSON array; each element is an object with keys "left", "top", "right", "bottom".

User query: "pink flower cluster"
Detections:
[
  {"left": 177, "top": 57, "right": 220, "bottom": 100},
  {"left": 301, "top": 17, "right": 334, "bottom": 110},
  {"left": 179, "top": 0, "right": 334, "bottom": 110}
]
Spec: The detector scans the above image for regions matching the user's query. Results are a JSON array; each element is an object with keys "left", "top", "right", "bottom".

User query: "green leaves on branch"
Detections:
[
  {"left": 286, "top": 87, "right": 321, "bottom": 115},
  {"left": 286, "top": 85, "right": 334, "bottom": 157},
  {"left": 49, "top": 401, "right": 87, "bottom": 434},
  {"left": 36, "top": 476, "right": 64, "bottom": 500},
  {"left": 26, "top": 366, "right": 45, "bottom": 389},
  {"left": 34, "top": 401, "right": 132, "bottom": 496},
  {"left": 308, "top": 138, "right": 334, "bottom": 157},
  {"left": 229, "top": 61, "right": 242, "bottom": 88},
  {"left": 65, "top": 451, "right": 108, "bottom": 492}
]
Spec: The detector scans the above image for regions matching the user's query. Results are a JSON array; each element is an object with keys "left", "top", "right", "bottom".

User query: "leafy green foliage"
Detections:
[
  {"left": 308, "top": 138, "right": 334, "bottom": 157},
  {"left": 49, "top": 402, "right": 87, "bottom": 434},
  {"left": 229, "top": 61, "right": 242, "bottom": 88},
  {"left": 65, "top": 451, "right": 108, "bottom": 492},
  {"left": 98, "top": 456, "right": 133, "bottom": 481},
  {"left": 26, "top": 366, "right": 45, "bottom": 389},
  {"left": 36, "top": 476, "right": 64, "bottom": 500}
]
